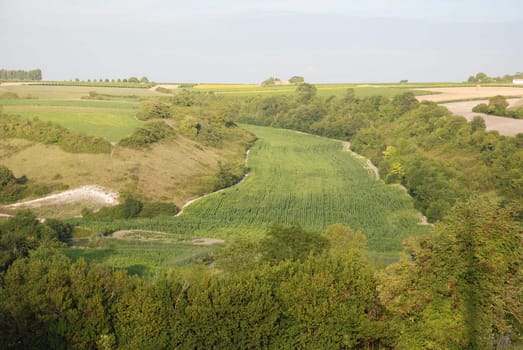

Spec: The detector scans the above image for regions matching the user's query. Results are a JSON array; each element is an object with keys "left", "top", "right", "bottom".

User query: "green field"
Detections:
[
  {"left": 0, "top": 85, "right": 159, "bottom": 141},
  {"left": 76, "top": 125, "right": 429, "bottom": 254},
  {"left": 65, "top": 237, "right": 220, "bottom": 277},
  {"left": 1, "top": 101, "right": 142, "bottom": 141}
]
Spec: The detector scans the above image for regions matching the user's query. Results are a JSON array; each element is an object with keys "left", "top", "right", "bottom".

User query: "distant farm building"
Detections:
[
  {"left": 513, "top": 79, "right": 523, "bottom": 85},
  {"left": 274, "top": 79, "right": 290, "bottom": 85}
]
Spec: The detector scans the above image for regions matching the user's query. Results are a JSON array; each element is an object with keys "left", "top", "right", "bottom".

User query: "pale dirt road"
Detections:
[
  {"left": 0, "top": 82, "right": 36, "bottom": 87},
  {"left": 441, "top": 98, "right": 523, "bottom": 136},
  {"left": 149, "top": 84, "right": 179, "bottom": 91},
  {"left": 416, "top": 87, "right": 523, "bottom": 103},
  {"left": 413, "top": 86, "right": 523, "bottom": 136},
  {"left": 1, "top": 185, "right": 118, "bottom": 210}
]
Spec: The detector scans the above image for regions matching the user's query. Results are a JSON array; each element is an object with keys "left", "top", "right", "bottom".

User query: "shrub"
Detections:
[
  {"left": 136, "top": 100, "right": 171, "bottom": 120},
  {"left": 138, "top": 202, "right": 178, "bottom": 218},
  {"left": 0, "top": 165, "right": 16, "bottom": 188},
  {"left": 0, "top": 115, "right": 111, "bottom": 153},
  {"left": 118, "top": 121, "right": 175, "bottom": 149},
  {"left": 44, "top": 219, "right": 73, "bottom": 241},
  {"left": 472, "top": 103, "right": 489, "bottom": 113},
  {"left": 0, "top": 166, "right": 27, "bottom": 203},
  {"left": 94, "top": 195, "right": 143, "bottom": 219},
  {"left": 472, "top": 96, "right": 523, "bottom": 119},
  {"left": 155, "top": 87, "right": 172, "bottom": 94},
  {"left": 213, "top": 162, "right": 245, "bottom": 191},
  {"left": 119, "top": 195, "right": 143, "bottom": 219},
  {"left": 81, "top": 91, "right": 107, "bottom": 100}
]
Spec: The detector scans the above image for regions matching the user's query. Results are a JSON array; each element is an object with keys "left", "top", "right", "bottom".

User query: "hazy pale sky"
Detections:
[{"left": 1, "top": 0, "right": 522, "bottom": 83}]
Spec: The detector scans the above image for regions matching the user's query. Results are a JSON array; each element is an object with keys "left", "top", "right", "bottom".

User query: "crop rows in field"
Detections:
[{"left": 79, "top": 125, "right": 428, "bottom": 252}]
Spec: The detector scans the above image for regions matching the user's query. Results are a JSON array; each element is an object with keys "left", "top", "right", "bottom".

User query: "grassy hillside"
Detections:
[
  {"left": 0, "top": 130, "right": 250, "bottom": 212},
  {"left": 76, "top": 125, "right": 429, "bottom": 253},
  {"left": 0, "top": 85, "right": 254, "bottom": 214}
]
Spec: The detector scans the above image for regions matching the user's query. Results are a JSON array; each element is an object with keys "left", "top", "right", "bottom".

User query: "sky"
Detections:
[{"left": 1, "top": 0, "right": 522, "bottom": 83}]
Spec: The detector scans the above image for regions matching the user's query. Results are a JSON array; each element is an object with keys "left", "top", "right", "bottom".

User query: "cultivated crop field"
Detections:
[
  {"left": 191, "top": 82, "right": 436, "bottom": 97},
  {"left": 77, "top": 124, "right": 429, "bottom": 253}
]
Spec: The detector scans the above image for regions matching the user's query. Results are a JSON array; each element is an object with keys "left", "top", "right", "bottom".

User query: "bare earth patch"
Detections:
[
  {"left": 415, "top": 87, "right": 523, "bottom": 103},
  {"left": 2, "top": 185, "right": 118, "bottom": 209},
  {"left": 110, "top": 230, "right": 132, "bottom": 239},
  {"left": 441, "top": 98, "right": 523, "bottom": 137},
  {"left": 413, "top": 87, "right": 523, "bottom": 137},
  {"left": 0, "top": 82, "right": 36, "bottom": 87},
  {"left": 149, "top": 84, "right": 179, "bottom": 91},
  {"left": 191, "top": 238, "right": 225, "bottom": 246}
]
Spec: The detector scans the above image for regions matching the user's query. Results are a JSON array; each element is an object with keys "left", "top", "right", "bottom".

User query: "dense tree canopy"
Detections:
[
  {"left": 379, "top": 198, "right": 523, "bottom": 349},
  {"left": 0, "top": 69, "right": 42, "bottom": 81},
  {"left": 136, "top": 100, "right": 172, "bottom": 120},
  {"left": 289, "top": 75, "right": 305, "bottom": 84}
]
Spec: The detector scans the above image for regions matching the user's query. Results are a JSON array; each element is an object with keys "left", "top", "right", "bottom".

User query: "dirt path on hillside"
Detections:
[
  {"left": 342, "top": 144, "right": 431, "bottom": 225},
  {"left": 1, "top": 185, "right": 119, "bottom": 209},
  {"left": 342, "top": 142, "right": 379, "bottom": 179},
  {"left": 191, "top": 238, "right": 225, "bottom": 245},
  {"left": 441, "top": 98, "right": 523, "bottom": 136},
  {"left": 175, "top": 149, "right": 251, "bottom": 217}
]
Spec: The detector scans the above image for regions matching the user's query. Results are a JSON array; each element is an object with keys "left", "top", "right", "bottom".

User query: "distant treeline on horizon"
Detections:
[{"left": 0, "top": 68, "right": 42, "bottom": 81}]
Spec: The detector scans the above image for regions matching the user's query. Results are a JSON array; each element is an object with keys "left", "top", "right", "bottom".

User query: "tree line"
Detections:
[
  {"left": 0, "top": 69, "right": 42, "bottom": 81},
  {"left": 467, "top": 71, "right": 523, "bottom": 84}
]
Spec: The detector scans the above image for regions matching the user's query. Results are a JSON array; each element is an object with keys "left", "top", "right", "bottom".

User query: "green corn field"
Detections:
[{"left": 76, "top": 124, "right": 429, "bottom": 252}]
